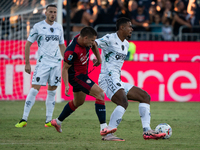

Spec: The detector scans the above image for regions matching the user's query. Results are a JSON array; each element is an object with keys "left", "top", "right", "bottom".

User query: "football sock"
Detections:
[
  {"left": 19, "top": 119, "right": 27, "bottom": 123},
  {"left": 100, "top": 123, "right": 108, "bottom": 131},
  {"left": 58, "top": 100, "right": 77, "bottom": 121},
  {"left": 45, "top": 90, "right": 56, "bottom": 123},
  {"left": 95, "top": 99, "right": 106, "bottom": 124},
  {"left": 22, "top": 88, "right": 38, "bottom": 121},
  {"left": 108, "top": 105, "right": 126, "bottom": 128},
  {"left": 138, "top": 103, "right": 151, "bottom": 131},
  {"left": 56, "top": 118, "right": 62, "bottom": 125}
]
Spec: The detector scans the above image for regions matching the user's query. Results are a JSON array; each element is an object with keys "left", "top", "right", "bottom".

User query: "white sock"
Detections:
[
  {"left": 108, "top": 105, "right": 126, "bottom": 129},
  {"left": 46, "top": 90, "right": 56, "bottom": 123},
  {"left": 139, "top": 103, "right": 151, "bottom": 131},
  {"left": 100, "top": 123, "right": 108, "bottom": 131},
  {"left": 56, "top": 118, "right": 62, "bottom": 125},
  {"left": 22, "top": 88, "right": 38, "bottom": 121}
]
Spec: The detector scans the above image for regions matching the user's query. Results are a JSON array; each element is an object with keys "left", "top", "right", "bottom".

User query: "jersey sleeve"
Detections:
[
  {"left": 95, "top": 34, "right": 110, "bottom": 49},
  {"left": 64, "top": 50, "right": 77, "bottom": 65},
  {"left": 59, "top": 25, "right": 65, "bottom": 45},
  {"left": 27, "top": 24, "right": 38, "bottom": 43}
]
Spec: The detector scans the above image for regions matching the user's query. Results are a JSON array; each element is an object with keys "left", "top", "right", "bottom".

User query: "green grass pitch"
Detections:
[{"left": 0, "top": 101, "right": 200, "bottom": 150}]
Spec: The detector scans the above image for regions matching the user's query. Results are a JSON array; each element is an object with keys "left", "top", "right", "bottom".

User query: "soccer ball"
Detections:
[{"left": 155, "top": 123, "right": 172, "bottom": 139}]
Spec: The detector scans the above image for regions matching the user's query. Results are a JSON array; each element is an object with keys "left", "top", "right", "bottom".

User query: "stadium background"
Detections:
[{"left": 0, "top": 0, "right": 200, "bottom": 102}]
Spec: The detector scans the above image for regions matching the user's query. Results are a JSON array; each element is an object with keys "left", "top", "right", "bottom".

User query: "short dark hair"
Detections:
[
  {"left": 46, "top": 4, "right": 57, "bottom": 10},
  {"left": 116, "top": 17, "right": 131, "bottom": 31},
  {"left": 80, "top": 26, "right": 97, "bottom": 37}
]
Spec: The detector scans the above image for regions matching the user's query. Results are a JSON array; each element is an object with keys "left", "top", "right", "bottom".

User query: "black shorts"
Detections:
[{"left": 69, "top": 74, "right": 95, "bottom": 95}]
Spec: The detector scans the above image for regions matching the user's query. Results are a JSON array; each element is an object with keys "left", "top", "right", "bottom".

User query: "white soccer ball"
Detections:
[{"left": 155, "top": 123, "right": 172, "bottom": 139}]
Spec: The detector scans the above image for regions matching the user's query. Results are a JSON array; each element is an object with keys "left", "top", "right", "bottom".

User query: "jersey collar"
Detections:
[
  {"left": 44, "top": 20, "right": 55, "bottom": 26},
  {"left": 115, "top": 32, "right": 123, "bottom": 43},
  {"left": 115, "top": 32, "right": 127, "bottom": 43}
]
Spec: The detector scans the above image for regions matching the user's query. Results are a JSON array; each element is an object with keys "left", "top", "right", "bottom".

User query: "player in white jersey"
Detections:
[
  {"left": 15, "top": 4, "right": 66, "bottom": 128},
  {"left": 95, "top": 17, "right": 166, "bottom": 141}
]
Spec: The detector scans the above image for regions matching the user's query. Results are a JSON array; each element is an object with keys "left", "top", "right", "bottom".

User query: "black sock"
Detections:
[
  {"left": 19, "top": 119, "right": 27, "bottom": 123},
  {"left": 58, "top": 101, "right": 77, "bottom": 121},
  {"left": 95, "top": 99, "right": 106, "bottom": 124}
]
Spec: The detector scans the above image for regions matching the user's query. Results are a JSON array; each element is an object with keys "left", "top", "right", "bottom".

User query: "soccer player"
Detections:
[
  {"left": 95, "top": 17, "right": 166, "bottom": 141},
  {"left": 15, "top": 4, "right": 66, "bottom": 127},
  {"left": 50, "top": 26, "right": 116, "bottom": 137}
]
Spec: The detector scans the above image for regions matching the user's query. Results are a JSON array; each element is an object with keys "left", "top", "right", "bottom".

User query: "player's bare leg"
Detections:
[
  {"left": 73, "top": 91, "right": 86, "bottom": 107},
  {"left": 127, "top": 86, "right": 165, "bottom": 140},
  {"left": 89, "top": 83, "right": 104, "bottom": 100},
  {"left": 32, "top": 84, "right": 41, "bottom": 91}
]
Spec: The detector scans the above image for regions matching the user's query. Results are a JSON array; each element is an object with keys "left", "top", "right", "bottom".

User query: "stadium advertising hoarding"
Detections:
[
  {"left": 62, "top": 61, "right": 200, "bottom": 102},
  {"left": 130, "top": 41, "right": 200, "bottom": 62},
  {"left": 1, "top": 41, "right": 200, "bottom": 62},
  {"left": 0, "top": 41, "right": 200, "bottom": 102}
]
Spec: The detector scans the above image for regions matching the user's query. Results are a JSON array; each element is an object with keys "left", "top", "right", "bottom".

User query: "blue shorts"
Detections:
[{"left": 69, "top": 74, "right": 95, "bottom": 95}]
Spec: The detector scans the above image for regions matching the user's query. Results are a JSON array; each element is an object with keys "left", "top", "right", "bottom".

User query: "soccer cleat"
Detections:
[
  {"left": 102, "top": 133, "right": 125, "bottom": 141},
  {"left": 143, "top": 130, "right": 166, "bottom": 140},
  {"left": 45, "top": 121, "right": 53, "bottom": 127},
  {"left": 51, "top": 119, "right": 62, "bottom": 133},
  {"left": 100, "top": 126, "right": 117, "bottom": 136},
  {"left": 15, "top": 119, "right": 27, "bottom": 127}
]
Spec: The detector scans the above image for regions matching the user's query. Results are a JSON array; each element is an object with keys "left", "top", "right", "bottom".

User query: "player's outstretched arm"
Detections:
[
  {"left": 91, "top": 41, "right": 102, "bottom": 66},
  {"left": 62, "top": 61, "right": 71, "bottom": 96},
  {"left": 24, "top": 41, "right": 32, "bottom": 74}
]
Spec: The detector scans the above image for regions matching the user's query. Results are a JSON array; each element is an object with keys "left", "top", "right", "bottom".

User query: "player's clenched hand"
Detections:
[
  {"left": 25, "top": 63, "right": 31, "bottom": 74},
  {"left": 65, "top": 85, "right": 70, "bottom": 97},
  {"left": 93, "top": 58, "right": 101, "bottom": 67}
]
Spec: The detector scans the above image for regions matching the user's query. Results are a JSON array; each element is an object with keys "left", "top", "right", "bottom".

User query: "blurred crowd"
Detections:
[
  {"left": 66, "top": 0, "right": 200, "bottom": 40},
  {"left": 0, "top": 0, "right": 54, "bottom": 40},
  {"left": 0, "top": 0, "right": 200, "bottom": 41}
]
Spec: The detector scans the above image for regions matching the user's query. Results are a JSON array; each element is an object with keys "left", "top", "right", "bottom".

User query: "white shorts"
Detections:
[
  {"left": 98, "top": 72, "right": 133, "bottom": 100},
  {"left": 32, "top": 61, "right": 61, "bottom": 86}
]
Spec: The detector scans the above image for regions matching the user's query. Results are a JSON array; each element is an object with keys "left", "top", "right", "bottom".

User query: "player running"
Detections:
[
  {"left": 51, "top": 27, "right": 116, "bottom": 136},
  {"left": 95, "top": 17, "right": 166, "bottom": 141},
  {"left": 15, "top": 4, "right": 66, "bottom": 128}
]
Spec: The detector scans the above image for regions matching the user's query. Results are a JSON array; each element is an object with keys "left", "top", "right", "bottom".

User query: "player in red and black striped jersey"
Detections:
[
  {"left": 62, "top": 29, "right": 96, "bottom": 98},
  {"left": 64, "top": 33, "right": 92, "bottom": 93},
  {"left": 51, "top": 27, "right": 117, "bottom": 137}
]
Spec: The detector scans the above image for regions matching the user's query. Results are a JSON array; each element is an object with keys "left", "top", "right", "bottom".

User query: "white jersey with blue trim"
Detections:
[
  {"left": 28, "top": 20, "right": 64, "bottom": 63},
  {"left": 95, "top": 33, "right": 129, "bottom": 76}
]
